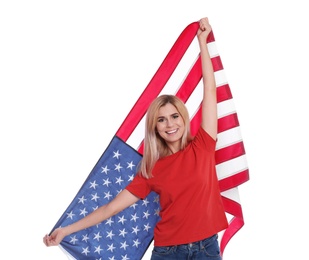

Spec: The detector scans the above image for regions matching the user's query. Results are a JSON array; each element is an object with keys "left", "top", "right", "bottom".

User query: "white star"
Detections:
[
  {"left": 95, "top": 222, "right": 102, "bottom": 229},
  {"left": 108, "top": 257, "right": 116, "bottom": 260},
  {"left": 114, "top": 163, "right": 123, "bottom": 172},
  {"left": 69, "top": 235, "right": 78, "bottom": 244},
  {"left": 121, "top": 254, "right": 130, "bottom": 260},
  {"left": 128, "top": 174, "right": 134, "bottom": 182},
  {"left": 142, "top": 198, "right": 150, "bottom": 207},
  {"left": 101, "top": 165, "right": 110, "bottom": 174},
  {"left": 66, "top": 211, "right": 75, "bottom": 220},
  {"left": 154, "top": 208, "right": 160, "bottom": 216},
  {"left": 78, "top": 196, "right": 87, "bottom": 204},
  {"left": 105, "top": 217, "right": 114, "bottom": 226},
  {"left": 130, "top": 203, "right": 138, "bottom": 209},
  {"left": 133, "top": 239, "right": 141, "bottom": 248},
  {"left": 103, "top": 178, "right": 112, "bottom": 187},
  {"left": 79, "top": 207, "right": 88, "bottom": 217},
  {"left": 94, "top": 245, "right": 103, "bottom": 254},
  {"left": 119, "top": 228, "right": 128, "bottom": 237},
  {"left": 118, "top": 215, "right": 127, "bottom": 224},
  {"left": 104, "top": 191, "right": 113, "bottom": 200},
  {"left": 115, "top": 176, "right": 124, "bottom": 185},
  {"left": 127, "top": 161, "right": 135, "bottom": 170},
  {"left": 90, "top": 180, "right": 98, "bottom": 189},
  {"left": 154, "top": 195, "right": 160, "bottom": 203},
  {"left": 143, "top": 210, "right": 150, "bottom": 219},
  {"left": 82, "top": 246, "right": 90, "bottom": 256},
  {"left": 130, "top": 213, "right": 139, "bottom": 222},
  {"left": 91, "top": 193, "right": 100, "bottom": 202},
  {"left": 82, "top": 234, "right": 90, "bottom": 242},
  {"left": 107, "top": 243, "right": 116, "bottom": 252},
  {"left": 120, "top": 241, "right": 129, "bottom": 250},
  {"left": 106, "top": 230, "right": 115, "bottom": 240},
  {"left": 144, "top": 223, "right": 151, "bottom": 232},
  {"left": 93, "top": 231, "right": 102, "bottom": 241},
  {"left": 113, "top": 150, "right": 121, "bottom": 159},
  {"left": 131, "top": 225, "right": 140, "bottom": 235}
]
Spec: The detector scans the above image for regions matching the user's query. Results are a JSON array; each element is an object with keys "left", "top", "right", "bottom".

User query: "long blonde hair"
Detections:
[{"left": 139, "top": 95, "right": 192, "bottom": 178}]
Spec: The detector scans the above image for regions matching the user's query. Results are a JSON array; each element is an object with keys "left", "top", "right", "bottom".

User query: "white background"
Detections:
[{"left": 1, "top": 1, "right": 308, "bottom": 259}]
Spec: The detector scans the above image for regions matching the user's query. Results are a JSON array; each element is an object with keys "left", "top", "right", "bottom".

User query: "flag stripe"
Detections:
[
  {"left": 217, "top": 99, "right": 236, "bottom": 119},
  {"left": 217, "top": 84, "right": 233, "bottom": 103},
  {"left": 220, "top": 192, "right": 245, "bottom": 254},
  {"left": 216, "top": 154, "right": 248, "bottom": 180},
  {"left": 218, "top": 113, "right": 239, "bottom": 133},
  {"left": 219, "top": 170, "right": 249, "bottom": 192},
  {"left": 215, "top": 141, "right": 246, "bottom": 165},
  {"left": 216, "top": 126, "right": 243, "bottom": 150}
]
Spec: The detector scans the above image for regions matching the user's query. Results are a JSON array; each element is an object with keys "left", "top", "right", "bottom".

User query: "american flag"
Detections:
[{"left": 50, "top": 21, "right": 249, "bottom": 259}]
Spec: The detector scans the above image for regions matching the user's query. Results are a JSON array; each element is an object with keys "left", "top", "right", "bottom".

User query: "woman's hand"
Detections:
[
  {"left": 197, "top": 17, "right": 212, "bottom": 41},
  {"left": 43, "top": 227, "right": 66, "bottom": 247}
]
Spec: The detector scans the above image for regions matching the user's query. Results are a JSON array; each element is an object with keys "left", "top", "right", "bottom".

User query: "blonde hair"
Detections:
[{"left": 139, "top": 95, "right": 192, "bottom": 178}]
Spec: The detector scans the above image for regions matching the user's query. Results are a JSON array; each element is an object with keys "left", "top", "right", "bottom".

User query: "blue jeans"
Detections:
[{"left": 150, "top": 234, "right": 221, "bottom": 260}]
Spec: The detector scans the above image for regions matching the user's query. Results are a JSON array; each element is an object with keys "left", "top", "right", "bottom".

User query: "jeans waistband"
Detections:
[{"left": 177, "top": 234, "right": 218, "bottom": 250}]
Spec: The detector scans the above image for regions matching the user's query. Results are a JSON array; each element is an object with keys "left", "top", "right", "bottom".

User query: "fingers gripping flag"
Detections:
[{"left": 50, "top": 21, "right": 249, "bottom": 259}]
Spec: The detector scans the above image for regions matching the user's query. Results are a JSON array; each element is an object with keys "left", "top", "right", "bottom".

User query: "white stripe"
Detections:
[
  {"left": 207, "top": 41, "right": 219, "bottom": 58},
  {"left": 221, "top": 187, "right": 241, "bottom": 204},
  {"left": 216, "top": 126, "right": 243, "bottom": 150},
  {"left": 185, "top": 81, "right": 203, "bottom": 118},
  {"left": 217, "top": 99, "right": 236, "bottom": 119},
  {"left": 216, "top": 154, "right": 248, "bottom": 180},
  {"left": 215, "top": 69, "right": 228, "bottom": 87},
  {"left": 126, "top": 116, "right": 145, "bottom": 150}
]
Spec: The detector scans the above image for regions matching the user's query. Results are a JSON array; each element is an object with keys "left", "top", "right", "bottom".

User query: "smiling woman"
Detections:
[{"left": 149, "top": 95, "right": 189, "bottom": 156}]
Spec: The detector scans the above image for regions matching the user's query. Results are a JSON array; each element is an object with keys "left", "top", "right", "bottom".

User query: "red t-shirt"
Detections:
[{"left": 126, "top": 127, "right": 228, "bottom": 246}]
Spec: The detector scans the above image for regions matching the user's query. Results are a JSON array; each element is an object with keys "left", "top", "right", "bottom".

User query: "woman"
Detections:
[{"left": 44, "top": 17, "right": 228, "bottom": 260}]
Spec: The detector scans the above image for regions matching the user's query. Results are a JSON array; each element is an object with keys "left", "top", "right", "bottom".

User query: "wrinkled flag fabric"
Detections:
[{"left": 50, "top": 21, "right": 249, "bottom": 260}]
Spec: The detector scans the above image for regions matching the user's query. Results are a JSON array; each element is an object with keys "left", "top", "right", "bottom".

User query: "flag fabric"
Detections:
[{"left": 50, "top": 21, "right": 249, "bottom": 259}]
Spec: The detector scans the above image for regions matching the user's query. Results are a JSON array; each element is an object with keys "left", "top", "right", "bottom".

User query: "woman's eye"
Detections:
[
  {"left": 158, "top": 118, "right": 164, "bottom": 123},
  {"left": 173, "top": 114, "right": 179, "bottom": 119}
]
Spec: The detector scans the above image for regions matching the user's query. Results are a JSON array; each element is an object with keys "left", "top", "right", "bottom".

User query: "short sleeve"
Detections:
[
  {"left": 193, "top": 126, "right": 217, "bottom": 152},
  {"left": 125, "top": 174, "right": 151, "bottom": 200}
]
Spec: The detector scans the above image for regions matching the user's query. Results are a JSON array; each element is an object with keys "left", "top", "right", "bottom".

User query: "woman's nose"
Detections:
[{"left": 166, "top": 119, "right": 173, "bottom": 127}]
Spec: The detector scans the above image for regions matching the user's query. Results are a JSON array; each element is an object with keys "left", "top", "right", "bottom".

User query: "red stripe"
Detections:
[
  {"left": 219, "top": 169, "right": 250, "bottom": 192},
  {"left": 217, "top": 84, "right": 233, "bottom": 103},
  {"left": 190, "top": 108, "right": 202, "bottom": 136},
  {"left": 219, "top": 196, "right": 244, "bottom": 256},
  {"left": 218, "top": 113, "right": 239, "bottom": 133},
  {"left": 176, "top": 57, "right": 202, "bottom": 102},
  {"left": 190, "top": 109, "right": 240, "bottom": 137},
  {"left": 215, "top": 142, "right": 245, "bottom": 164},
  {"left": 211, "top": 55, "right": 224, "bottom": 72},
  {"left": 220, "top": 215, "right": 244, "bottom": 256}
]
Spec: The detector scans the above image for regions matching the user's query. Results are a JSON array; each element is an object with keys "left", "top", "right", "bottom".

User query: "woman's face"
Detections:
[{"left": 155, "top": 103, "right": 185, "bottom": 151}]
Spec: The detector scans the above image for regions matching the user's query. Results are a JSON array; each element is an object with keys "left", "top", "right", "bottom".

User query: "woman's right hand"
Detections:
[{"left": 197, "top": 17, "right": 212, "bottom": 41}]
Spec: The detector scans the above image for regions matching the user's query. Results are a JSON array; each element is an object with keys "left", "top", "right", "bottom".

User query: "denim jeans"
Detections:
[{"left": 150, "top": 234, "right": 221, "bottom": 260}]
